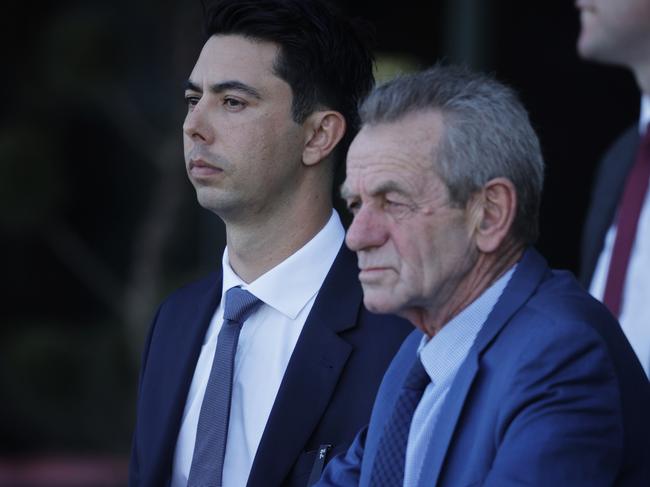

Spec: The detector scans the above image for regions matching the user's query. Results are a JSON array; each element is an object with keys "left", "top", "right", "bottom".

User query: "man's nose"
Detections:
[
  {"left": 183, "top": 101, "right": 213, "bottom": 144},
  {"left": 345, "top": 205, "right": 387, "bottom": 252}
]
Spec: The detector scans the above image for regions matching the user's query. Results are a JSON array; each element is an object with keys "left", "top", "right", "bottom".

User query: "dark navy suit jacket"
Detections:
[
  {"left": 129, "top": 244, "right": 412, "bottom": 487},
  {"left": 317, "top": 248, "right": 650, "bottom": 486},
  {"left": 580, "top": 125, "right": 639, "bottom": 286}
]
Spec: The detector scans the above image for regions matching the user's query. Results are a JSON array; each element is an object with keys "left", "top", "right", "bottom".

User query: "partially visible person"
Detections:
[
  {"left": 577, "top": 0, "right": 650, "bottom": 377},
  {"left": 315, "top": 65, "right": 650, "bottom": 487},
  {"left": 129, "top": 1, "right": 412, "bottom": 486}
]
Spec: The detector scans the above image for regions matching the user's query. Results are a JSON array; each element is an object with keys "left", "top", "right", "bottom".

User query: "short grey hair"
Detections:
[{"left": 359, "top": 64, "right": 545, "bottom": 244}]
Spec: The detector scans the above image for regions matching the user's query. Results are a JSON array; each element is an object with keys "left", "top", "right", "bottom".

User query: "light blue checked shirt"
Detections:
[{"left": 403, "top": 265, "right": 516, "bottom": 487}]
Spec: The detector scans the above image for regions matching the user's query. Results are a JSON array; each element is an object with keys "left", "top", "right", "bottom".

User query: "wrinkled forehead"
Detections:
[
  {"left": 342, "top": 118, "right": 448, "bottom": 200},
  {"left": 347, "top": 112, "right": 445, "bottom": 173}
]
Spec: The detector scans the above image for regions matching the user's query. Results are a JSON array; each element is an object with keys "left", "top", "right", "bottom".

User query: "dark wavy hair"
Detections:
[{"left": 201, "top": 0, "right": 375, "bottom": 166}]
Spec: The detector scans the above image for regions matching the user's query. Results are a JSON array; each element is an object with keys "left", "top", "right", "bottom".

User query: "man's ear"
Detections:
[
  {"left": 302, "top": 110, "right": 346, "bottom": 166},
  {"left": 469, "top": 177, "right": 517, "bottom": 253}
]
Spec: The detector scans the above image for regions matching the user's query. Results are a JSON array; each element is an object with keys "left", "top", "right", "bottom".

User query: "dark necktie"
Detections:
[
  {"left": 603, "top": 127, "right": 650, "bottom": 317},
  {"left": 369, "top": 358, "right": 430, "bottom": 486},
  {"left": 188, "top": 286, "right": 262, "bottom": 487}
]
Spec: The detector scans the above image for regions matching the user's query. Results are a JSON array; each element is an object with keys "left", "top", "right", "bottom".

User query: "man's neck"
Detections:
[
  {"left": 407, "top": 240, "right": 524, "bottom": 338},
  {"left": 632, "top": 62, "right": 650, "bottom": 95},
  {"left": 225, "top": 202, "right": 332, "bottom": 283}
]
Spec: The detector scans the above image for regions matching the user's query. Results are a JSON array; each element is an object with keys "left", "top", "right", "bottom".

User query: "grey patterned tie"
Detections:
[
  {"left": 188, "top": 286, "right": 262, "bottom": 487},
  {"left": 369, "top": 359, "right": 430, "bottom": 486}
]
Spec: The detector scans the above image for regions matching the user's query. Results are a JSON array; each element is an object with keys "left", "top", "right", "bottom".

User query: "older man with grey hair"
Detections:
[{"left": 315, "top": 65, "right": 650, "bottom": 487}]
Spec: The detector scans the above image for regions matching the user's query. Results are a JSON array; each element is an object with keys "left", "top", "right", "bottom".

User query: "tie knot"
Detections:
[
  {"left": 223, "top": 287, "right": 261, "bottom": 324},
  {"left": 403, "top": 358, "right": 430, "bottom": 391}
]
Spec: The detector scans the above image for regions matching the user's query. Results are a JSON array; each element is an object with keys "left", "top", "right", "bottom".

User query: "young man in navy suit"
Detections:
[
  {"left": 316, "top": 65, "right": 650, "bottom": 486},
  {"left": 577, "top": 0, "right": 650, "bottom": 377},
  {"left": 129, "top": 1, "right": 411, "bottom": 486}
]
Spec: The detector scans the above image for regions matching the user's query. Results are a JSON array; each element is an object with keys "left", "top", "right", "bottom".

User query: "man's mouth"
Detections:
[{"left": 189, "top": 158, "right": 223, "bottom": 178}]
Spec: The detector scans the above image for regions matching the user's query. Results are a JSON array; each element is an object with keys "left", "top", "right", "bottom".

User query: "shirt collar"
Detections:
[
  {"left": 221, "top": 210, "right": 345, "bottom": 319},
  {"left": 417, "top": 265, "right": 516, "bottom": 386},
  {"left": 640, "top": 94, "right": 650, "bottom": 134}
]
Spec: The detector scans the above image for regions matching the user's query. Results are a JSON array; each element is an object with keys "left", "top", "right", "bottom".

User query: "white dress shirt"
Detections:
[
  {"left": 171, "top": 210, "right": 345, "bottom": 487},
  {"left": 589, "top": 95, "right": 650, "bottom": 377},
  {"left": 403, "top": 266, "right": 515, "bottom": 487}
]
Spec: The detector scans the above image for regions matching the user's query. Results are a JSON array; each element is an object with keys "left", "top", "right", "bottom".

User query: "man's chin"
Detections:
[
  {"left": 196, "top": 189, "right": 236, "bottom": 214},
  {"left": 577, "top": 32, "right": 598, "bottom": 60},
  {"left": 577, "top": 33, "right": 620, "bottom": 66},
  {"left": 362, "top": 292, "right": 401, "bottom": 316}
]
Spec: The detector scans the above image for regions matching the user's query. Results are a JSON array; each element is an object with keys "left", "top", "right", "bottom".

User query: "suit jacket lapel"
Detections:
[
  {"left": 581, "top": 125, "right": 639, "bottom": 284},
  {"left": 147, "top": 271, "right": 223, "bottom": 482},
  {"left": 418, "top": 248, "right": 549, "bottom": 486},
  {"left": 247, "top": 245, "right": 361, "bottom": 487},
  {"left": 595, "top": 127, "right": 640, "bottom": 244}
]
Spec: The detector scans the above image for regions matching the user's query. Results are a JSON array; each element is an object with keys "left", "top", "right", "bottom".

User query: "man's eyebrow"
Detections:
[
  {"left": 184, "top": 79, "right": 262, "bottom": 100},
  {"left": 340, "top": 184, "right": 355, "bottom": 200},
  {"left": 185, "top": 79, "right": 202, "bottom": 93},
  {"left": 371, "top": 181, "right": 407, "bottom": 196},
  {"left": 340, "top": 180, "right": 407, "bottom": 200}
]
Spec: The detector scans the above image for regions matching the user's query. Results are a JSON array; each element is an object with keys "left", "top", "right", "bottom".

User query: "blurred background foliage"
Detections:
[
  {"left": 2, "top": 0, "right": 206, "bottom": 460},
  {"left": 0, "top": 0, "right": 639, "bottom": 473}
]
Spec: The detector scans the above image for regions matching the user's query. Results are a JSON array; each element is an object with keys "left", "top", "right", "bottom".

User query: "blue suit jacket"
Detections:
[
  {"left": 317, "top": 248, "right": 650, "bottom": 486},
  {"left": 129, "top": 244, "right": 412, "bottom": 487}
]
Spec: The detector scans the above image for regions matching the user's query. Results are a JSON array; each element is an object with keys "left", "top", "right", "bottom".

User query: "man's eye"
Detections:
[
  {"left": 224, "top": 97, "right": 246, "bottom": 110},
  {"left": 385, "top": 199, "right": 405, "bottom": 208},
  {"left": 346, "top": 200, "right": 361, "bottom": 214},
  {"left": 185, "top": 95, "right": 200, "bottom": 108},
  {"left": 385, "top": 198, "right": 416, "bottom": 219}
]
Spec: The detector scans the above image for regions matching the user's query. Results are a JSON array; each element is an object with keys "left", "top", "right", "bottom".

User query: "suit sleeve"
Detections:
[
  {"left": 482, "top": 319, "right": 624, "bottom": 486},
  {"left": 313, "top": 426, "right": 367, "bottom": 487}
]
